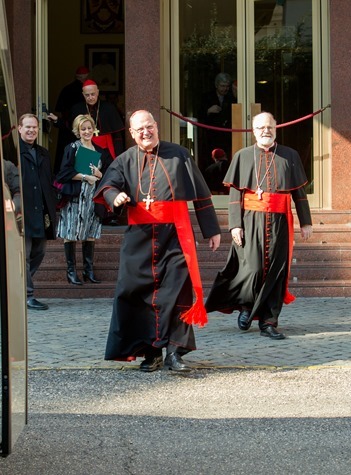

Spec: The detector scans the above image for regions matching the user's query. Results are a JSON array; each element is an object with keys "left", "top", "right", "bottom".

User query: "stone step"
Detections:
[
  {"left": 41, "top": 241, "right": 351, "bottom": 265},
  {"left": 209, "top": 209, "right": 351, "bottom": 226},
  {"left": 34, "top": 278, "right": 351, "bottom": 299},
  {"left": 203, "top": 279, "right": 351, "bottom": 298},
  {"left": 192, "top": 223, "right": 351, "bottom": 243},
  {"left": 35, "top": 255, "right": 351, "bottom": 283},
  {"left": 198, "top": 261, "right": 351, "bottom": 282},
  {"left": 292, "top": 243, "right": 351, "bottom": 261},
  {"left": 34, "top": 211, "right": 351, "bottom": 298}
]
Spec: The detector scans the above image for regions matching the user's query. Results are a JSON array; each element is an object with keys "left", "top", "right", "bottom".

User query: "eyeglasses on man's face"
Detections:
[
  {"left": 132, "top": 125, "right": 155, "bottom": 135},
  {"left": 254, "top": 126, "right": 275, "bottom": 132}
]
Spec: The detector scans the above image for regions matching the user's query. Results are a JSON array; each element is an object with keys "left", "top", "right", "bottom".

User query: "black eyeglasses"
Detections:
[
  {"left": 254, "top": 126, "right": 275, "bottom": 131},
  {"left": 131, "top": 125, "right": 155, "bottom": 135}
]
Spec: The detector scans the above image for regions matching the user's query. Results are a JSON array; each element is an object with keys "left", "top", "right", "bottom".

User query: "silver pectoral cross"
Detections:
[
  {"left": 256, "top": 187, "right": 263, "bottom": 200},
  {"left": 143, "top": 194, "right": 154, "bottom": 210}
]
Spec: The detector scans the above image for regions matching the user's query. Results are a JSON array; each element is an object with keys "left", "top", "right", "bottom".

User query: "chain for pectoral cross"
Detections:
[
  {"left": 254, "top": 144, "right": 277, "bottom": 200},
  {"left": 86, "top": 101, "right": 100, "bottom": 136},
  {"left": 137, "top": 144, "right": 160, "bottom": 209}
]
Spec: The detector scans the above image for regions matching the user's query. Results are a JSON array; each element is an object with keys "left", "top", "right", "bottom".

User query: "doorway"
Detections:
[
  {"left": 35, "top": 0, "right": 125, "bottom": 166},
  {"left": 161, "top": 0, "right": 331, "bottom": 208}
]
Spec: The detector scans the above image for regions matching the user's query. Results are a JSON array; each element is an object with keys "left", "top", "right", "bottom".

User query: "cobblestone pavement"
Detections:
[{"left": 27, "top": 297, "right": 351, "bottom": 370}]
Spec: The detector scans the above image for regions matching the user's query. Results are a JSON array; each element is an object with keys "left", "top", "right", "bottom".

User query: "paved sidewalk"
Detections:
[{"left": 27, "top": 297, "right": 351, "bottom": 370}]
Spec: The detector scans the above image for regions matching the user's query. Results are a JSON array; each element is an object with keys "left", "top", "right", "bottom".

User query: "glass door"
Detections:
[
  {"left": 247, "top": 0, "right": 316, "bottom": 203},
  {"left": 0, "top": 0, "right": 27, "bottom": 456},
  {"left": 162, "top": 0, "right": 329, "bottom": 208}
]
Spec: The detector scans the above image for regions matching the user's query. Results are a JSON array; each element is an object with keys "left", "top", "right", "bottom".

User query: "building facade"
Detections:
[{"left": 3, "top": 0, "right": 350, "bottom": 211}]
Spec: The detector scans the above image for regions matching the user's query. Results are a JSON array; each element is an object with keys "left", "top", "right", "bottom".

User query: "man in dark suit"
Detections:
[
  {"left": 18, "top": 114, "right": 57, "bottom": 310},
  {"left": 51, "top": 66, "right": 90, "bottom": 174}
]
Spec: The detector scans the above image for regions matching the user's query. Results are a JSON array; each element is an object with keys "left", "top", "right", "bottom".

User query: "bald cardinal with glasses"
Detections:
[{"left": 94, "top": 110, "right": 221, "bottom": 372}]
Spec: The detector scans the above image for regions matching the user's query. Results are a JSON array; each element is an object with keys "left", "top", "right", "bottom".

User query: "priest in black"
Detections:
[
  {"left": 94, "top": 110, "right": 221, "bottom": 372},
  {"left": 49, "top": 79, "right": 124, "bottom": 165},
  {"left": 205, "top": 112, "right": 313, "bottom": 340},
  {"left": 70, "top": 80, "right": 124, "bottom": 158},
  {"left": 50, "top": 66, "right": 90, "bottom": 173}
]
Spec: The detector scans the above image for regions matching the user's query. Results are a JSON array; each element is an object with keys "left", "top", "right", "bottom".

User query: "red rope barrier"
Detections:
[
  {"left": 161, "top": 105, "right": 331, "bottom": 133},
  {"left": 1, "top": 125, "right": 16, "bottom": 141}
]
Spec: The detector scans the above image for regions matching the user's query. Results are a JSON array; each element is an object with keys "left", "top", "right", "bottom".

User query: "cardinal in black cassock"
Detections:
[{"left": 94, "top": 110, "right": 221, "bottom": 372}]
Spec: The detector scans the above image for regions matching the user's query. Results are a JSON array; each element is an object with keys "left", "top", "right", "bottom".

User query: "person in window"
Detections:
[
  {"left": 205, "top": 112, "right": 313, "bottom": 339},
  {"left": 204, "top": 148, "right": 230, "bottom": 195},
  {"left": 199, "top": 72, "right": 236, "bottom": 172},
  {"left": 55, "top": 114, "right": 113, "bottom": 285}
]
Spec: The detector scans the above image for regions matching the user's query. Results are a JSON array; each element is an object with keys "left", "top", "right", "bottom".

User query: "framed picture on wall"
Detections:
[
  {"left": 81, "top": 0, "right": 124, "bottom": 34},
  {"left": 85, "top": 44, "right": 123, "bottom": 92}
]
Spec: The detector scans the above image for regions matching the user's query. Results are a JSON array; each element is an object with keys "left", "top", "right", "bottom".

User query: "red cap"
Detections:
[
  {"left": 76, "top": 66, "right": 89, "bottom": 75},
  {"left": 82, "top": 79, "right": 97, "bottom": 88},
  {"left": 212, "top": 148, "right": 226, "bottom": 160}
]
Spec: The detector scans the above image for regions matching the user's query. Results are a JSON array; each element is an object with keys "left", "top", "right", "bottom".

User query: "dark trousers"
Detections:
[{"left": 25, "top": 236, "right": 47, "bottom": 298}]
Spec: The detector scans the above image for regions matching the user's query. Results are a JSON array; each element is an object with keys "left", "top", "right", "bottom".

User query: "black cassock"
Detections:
[
  {"left": 94, "top": 141, "right": 220, "bottom": 360},
  {"left": 205, "top": 143, "right": 312, "bottom": 326},
  {"left": 70, "top": 100, "right": 124, "bottom": 157}
]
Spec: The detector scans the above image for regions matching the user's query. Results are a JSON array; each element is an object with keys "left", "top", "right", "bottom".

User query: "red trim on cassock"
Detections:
[
  {"left": 128, "top": 201, "right": 208, "bottom": 327},
  {"left": 243, "top": 191, "right": 295, "bottom": 305}
]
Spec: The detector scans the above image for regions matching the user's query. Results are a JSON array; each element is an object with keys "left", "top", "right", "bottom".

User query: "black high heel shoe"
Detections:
[
  {"left": 67, "top": 271, "right": 83, "bottom": 285},
  {"left": 82, "top": 270, "right": 101, "bottom": 284},
  {"left": 64, "top": 242, "right": 82, "bottom": 285},
  {"left": 82, "top": 241, "right": 101, "bottom": 283}
]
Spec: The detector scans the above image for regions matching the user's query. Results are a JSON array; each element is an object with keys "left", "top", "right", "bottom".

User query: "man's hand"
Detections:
[
  {"left": 209, "top": 234, "right": 221, "bottom": 251},
  {"left": 47, "top": 113, "right": 58, "bottom": 123},
  {"left": 300, "top": 225, "right": 313, "bottom": 241},
  {"left": 207, "top": 105, "right": 222, "bottom": 114},
  {"left": 113, "top": 192, "right": 131, "bottom": 207},
  {"left": 231, "top": 227, "right": 244, "bottom": 247}
]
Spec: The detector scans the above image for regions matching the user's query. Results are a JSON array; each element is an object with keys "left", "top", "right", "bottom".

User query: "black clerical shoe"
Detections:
[
  {"left": 164, "top": 352, "right": 191, "bottom": 372},
  {"left": 139, "top": 355, "right": 164, "bottom": 372},
  {"left": 260, "top": 325, "right": 286, "bottom": 340},
  {"left": 27, "top": 298, "right": 49, "bottom": 311},
  {"left": 238, "top": 309, "right": 252, "bottom": 331}
]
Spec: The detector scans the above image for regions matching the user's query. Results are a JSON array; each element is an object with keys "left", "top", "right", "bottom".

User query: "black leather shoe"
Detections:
[
  {"left": 27, "top": 298, "right": 48, "bottom": 310},
  {"left": 260, "top": 325, "right": 286, "bottom": 340},
  {"left": 164, "top": 352, "right": 191, "bottom": 372},
  {"left": 139, "top": 355, "right": 163, "bottom": 372},
  {"left": 238, "top": 309, "right": 252, "bottom": 331}
]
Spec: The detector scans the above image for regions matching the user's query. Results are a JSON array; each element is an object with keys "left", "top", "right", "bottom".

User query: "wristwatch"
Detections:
[{"left": 81, "top": 174, "right": 86, "bottom": 182}]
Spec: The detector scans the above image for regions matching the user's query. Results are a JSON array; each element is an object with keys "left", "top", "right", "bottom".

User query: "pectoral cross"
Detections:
[
  {"left": 256, "top": 187, "right": 263, "bottom": 200},
  {"left": 143, "top": 194, "right": 154, "bottom": 210},
  {"left": 94, "top": 129, "right": 100, "bottom": 136}
]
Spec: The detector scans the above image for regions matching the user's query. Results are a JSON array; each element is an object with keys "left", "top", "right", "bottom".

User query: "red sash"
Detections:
[
  {"left": 128, "top": 201, "right": 208, "bottom": 327},
  {"left": 92, "top": 134, "right": 115, "bottom": 158},
  {"left": 243, "top": 191, "right": 295, "bottom": 305}
]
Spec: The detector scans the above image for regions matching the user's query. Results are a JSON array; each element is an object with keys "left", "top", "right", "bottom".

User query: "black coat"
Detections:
[
  {"left": 3, "top": 159, "right": 21, "bottom": 214},
  {"left": 19, "top": 138, "right": 57, "bottom": 240}
]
